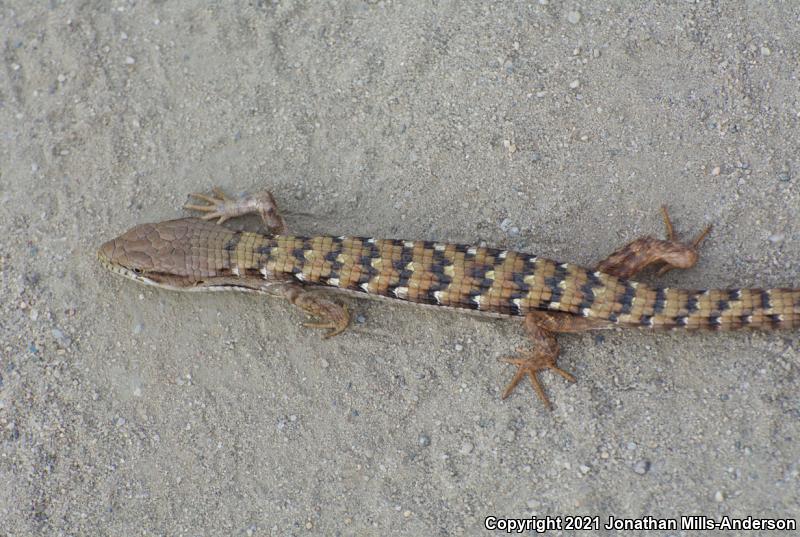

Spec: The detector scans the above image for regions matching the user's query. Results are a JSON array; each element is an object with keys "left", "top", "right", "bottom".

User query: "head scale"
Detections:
[{"left": 97, "top": 220, "right": 196, "bottom": 289}]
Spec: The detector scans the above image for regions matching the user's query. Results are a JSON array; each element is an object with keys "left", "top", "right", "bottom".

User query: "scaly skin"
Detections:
[
  {"left": 97, "top": 189, "right": 800, "bottom": 409},
  {"left": 98, "top": 217, "right": 799, "bottom": 330}
]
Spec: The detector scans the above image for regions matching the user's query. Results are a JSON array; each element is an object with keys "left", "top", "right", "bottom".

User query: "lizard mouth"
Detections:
[
  {"left": 97, "top": 254, "right": 162, "bottom": 287},
  {"left": 97, "top": 251, "right": 262, "bottom": 293},
  {"left": 96, "top": 246, "right": 174, "bottom": 288}
]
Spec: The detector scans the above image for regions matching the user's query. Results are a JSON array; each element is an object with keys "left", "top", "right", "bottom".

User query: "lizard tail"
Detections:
[{"left": 628, "top": 287, "right": 800, "bottom": 331}]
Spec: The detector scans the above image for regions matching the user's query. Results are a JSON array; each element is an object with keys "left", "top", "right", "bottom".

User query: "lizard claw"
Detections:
[
  {"left": 184, "top": 187, "right": 240, "bottom": 225},
  {"left": 499, "top": 349, "right": 575, "bottom": 410},
  {"left": 184, "top": 187, "right": 287, "bottom": 233},
  {"left": 295, "top": 295, "right": 350, "bottom": 339},
  {"left": 303, "top": 317, "right": 349, "bottom": 339},
  {"left": 303, "top": 306, "right": 350, "bottom": 339},
  {"left": 654, "top": 206, "right": 712, "bottom": 277}
]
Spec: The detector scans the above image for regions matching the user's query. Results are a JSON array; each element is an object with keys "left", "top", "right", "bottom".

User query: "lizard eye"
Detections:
[{"left": 132, "top": 268, "right": 143, "bottom": 274}]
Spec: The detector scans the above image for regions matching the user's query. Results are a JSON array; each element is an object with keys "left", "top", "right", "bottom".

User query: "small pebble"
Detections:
[
  {"left": 133, "top": 323, "right": 143, "bottom": 334},
  {"left": 529, "top": 151, "right": 541, "bottom": 162},
  {"left": 499, "top": 218, "right": 512, "bottom": 232},
  {"left": 579, "top": 464, "right": 590, "bottom": 474},
  {"left": 760, "top": 46, "right": 771, "bottom": 56},
  {"left": 454, "top": 343, "right": 463, "bottom": 352},
  {"left": 778, "top": 171, "right": 790, "bottom": 182},
  {"left": 125, "top": 56, "right": 136, "bottom": 65},
  {"left": 633, "top": 460, "right": 651, "bottom": 475},
  {"left": 355, "top": 313, "right": 366, "bottom": 324},
  {"left": 714, "top": 490, "right": 725, "bottom": 502},
  {"left": 57, "top": 73, "right": 66, "bottom": 83},
  {"left": 320, "top": 358, "right": 329, "bottom": 369},
  {"left": 567, "top": 10, "right": 582, "bottom": 24},
  {"left": 459, "top": 442, "right": 474, "bottom": 455},
  {"left": 711, "top": 166, "right": 721, "bottom": 176},
  {"left": 418, "top": 433, "right": 431, "bottom": 447},
  {"left": 569, "top": 79, "right": 580, "bottom": 89},
  {"left": 51, "top": 328, "right": 71, "bottom": 348},
  {"left": 768, "top": 233, "right": 785, "bottom": 244},
  {"left": 509, "top": 226, "right": 520, "bottom": 237}
]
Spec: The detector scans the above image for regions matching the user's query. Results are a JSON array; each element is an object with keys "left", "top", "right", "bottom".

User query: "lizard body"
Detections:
[
  {"left": 99, "top": 217, "right": 798, "bottom": 331},
  {"left": 98, "top": 188, "right": 800, "bottom": 408}
]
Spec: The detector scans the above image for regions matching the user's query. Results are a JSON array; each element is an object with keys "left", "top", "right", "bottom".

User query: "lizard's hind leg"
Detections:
[
  {"left": 185, "top": 187, "right": 287, "bottom": 233},
  {"left": 501, "top": 311, "right": 607, "bottom": 409},
  {"left": 595, "top": 205, "right": 711, "bottom": 279}
]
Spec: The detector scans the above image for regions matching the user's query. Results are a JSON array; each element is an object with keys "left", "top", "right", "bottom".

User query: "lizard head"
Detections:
[{"left": 97, "top": 220, "right": 199, "bottom": 289}]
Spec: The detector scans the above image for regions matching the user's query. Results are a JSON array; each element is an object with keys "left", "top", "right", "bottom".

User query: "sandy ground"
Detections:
[{"left": 1, "top": 1, "right": 799, "bottom": 535}]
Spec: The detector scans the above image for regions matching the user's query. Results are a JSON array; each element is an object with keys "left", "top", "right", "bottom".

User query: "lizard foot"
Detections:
[
  {"left": 499, "top": 311, "right": 585, "bottom": 409},
  {"left": 500, "top": 348, "right": 575, "bottom": 410},
  {"left": 302, "top": 308, "right": 350, "bottom": 339},
  {"left": 185, "top": 187, "right": 287, "bottom": 233},
  {"left": 596, "top": 205, "right": 712, "bottom": 279},
  {"left": 654, "top": 205, "right": 712, "bottom": 276},
  {"left": 291, "top": 290, "right": 350, "bottom": 339}
]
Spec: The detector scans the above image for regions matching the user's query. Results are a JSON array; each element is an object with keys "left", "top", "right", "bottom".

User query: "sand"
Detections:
[{"left": 1, "top": 2, "right": 798, "bottom": 534}]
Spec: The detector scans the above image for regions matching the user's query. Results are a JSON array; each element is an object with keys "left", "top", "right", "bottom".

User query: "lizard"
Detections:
[{"left": 97, "top": 187, "right": 800, "bottom": 409}]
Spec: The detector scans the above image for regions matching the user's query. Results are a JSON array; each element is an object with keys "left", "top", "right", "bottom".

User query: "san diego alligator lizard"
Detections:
[{"left": 98, "top": 188, "right": 800, "bottom": 408}]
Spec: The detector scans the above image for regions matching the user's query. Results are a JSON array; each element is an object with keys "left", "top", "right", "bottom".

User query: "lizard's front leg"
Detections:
[
  {"left": 500, "top": 311, "right": 607, "bottom": 409},
  {"left": 185, "top": 187, "right": 287, "bottom": 234},
  {"left": 595, "top": 206, "right": 712, "bottom": 279},
  {"left": 277, "top": 284, "right": 350, "bottom": 339}
]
